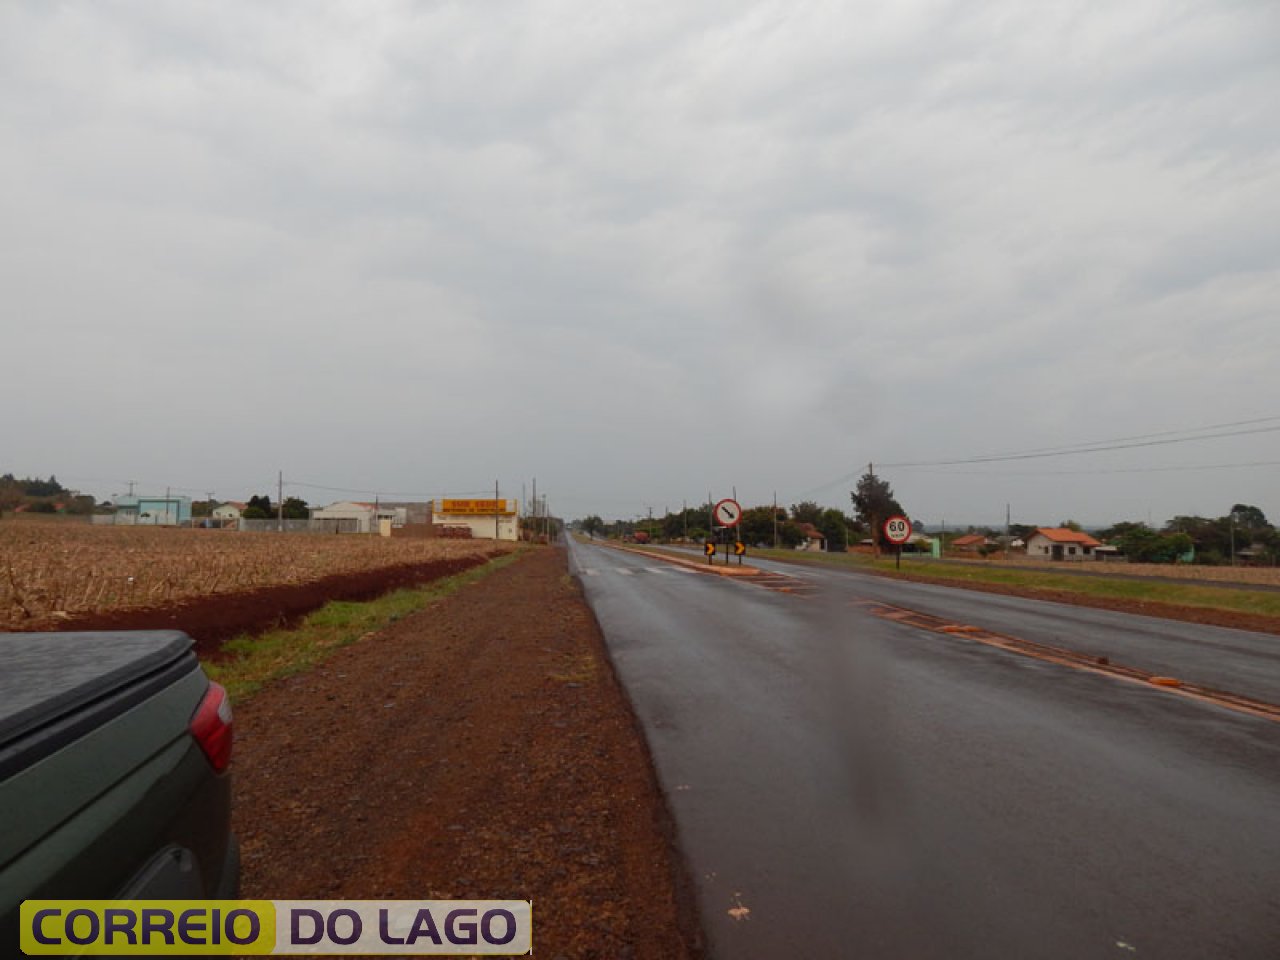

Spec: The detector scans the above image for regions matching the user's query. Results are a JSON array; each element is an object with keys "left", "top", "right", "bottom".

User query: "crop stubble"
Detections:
[{"left": 0, "top": 521, "right": 510, "bottom": 628}]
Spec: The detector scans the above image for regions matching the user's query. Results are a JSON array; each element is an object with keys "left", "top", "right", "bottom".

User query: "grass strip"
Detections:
[
  {"left": 745, "top": 547, "right": 1280, "bottom": 620},
  {"left": 206, "top": 551, "right": 524, "bottom": 701}
]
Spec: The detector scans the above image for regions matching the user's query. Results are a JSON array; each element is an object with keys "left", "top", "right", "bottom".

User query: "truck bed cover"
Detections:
[{"left": 0, "top": 631, "right": 197, "bottom": 776}]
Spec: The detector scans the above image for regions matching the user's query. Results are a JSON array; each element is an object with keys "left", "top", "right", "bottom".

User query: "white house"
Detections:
[
  {"left": 212, "top": 501, "right": 246, "bottom": 523},
  {"left": 1025, "top": 527, "right": 1102, "bottom": 561}
]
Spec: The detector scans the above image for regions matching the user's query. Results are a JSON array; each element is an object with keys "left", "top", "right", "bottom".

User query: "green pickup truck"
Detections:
[{"left": 0, "top": 631, "right": 239, "bottom": 951}]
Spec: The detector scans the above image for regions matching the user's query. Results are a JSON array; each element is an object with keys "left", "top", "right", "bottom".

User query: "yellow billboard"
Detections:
[{"left": 437, "top": 499, "right": 515, "bottom": 516}]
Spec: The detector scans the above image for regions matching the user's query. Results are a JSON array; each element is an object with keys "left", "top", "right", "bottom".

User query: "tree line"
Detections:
[{"left": 578, "top": 471, "right": 909, "bottom": 551}]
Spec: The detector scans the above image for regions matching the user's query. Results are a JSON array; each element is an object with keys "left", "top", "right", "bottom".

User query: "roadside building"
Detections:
[
  {"left": 794, "top": 522, "right": 826, "bottom": 552},
  {"left": 310, "top": 501, "right": 407, "bottom": 534},
  {"left": 431, "top": 498, "right": 519, "bottom": 541},
  {"left": 950, "top": 533, "right": 990, "bottom": 553},
  {"left": 111, "top": 495, "right": 192, "bottom": 526},
  {"left": 212, "top": 501, "right": 246, "bottom": 524},
  {"left": 1025, "top": 527, "right": 1102, "bottom": 561}
]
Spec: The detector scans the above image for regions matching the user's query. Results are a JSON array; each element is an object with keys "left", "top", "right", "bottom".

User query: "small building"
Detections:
[
  {"left": 950, "top": 534, "right": 990, "bottom": 552},
  {"left": 1025, "top": 527, "right": 1102, "bottom": 561},
  {"left": 310, "top": 501, "right": 407, "bottom": 534},
  {"left": 212, "top": 501, "right": 246, "bottom": 523},
  {"left": 431, "top": 498, "right": 519, "bottom": 541},
  {"left": 112, "top": 495, "right": 192, "bottom": 526},
  {"left": 794, "top": 522, "right": 826, "bottom": 552}
]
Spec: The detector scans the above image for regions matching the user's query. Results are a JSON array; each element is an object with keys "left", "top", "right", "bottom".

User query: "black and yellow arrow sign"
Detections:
[
  {"left": 734, "top": 541, "right": 746, "bottom": 556},
  {"left": 705, "top": 541, "right": 716, "bottom": 557}
]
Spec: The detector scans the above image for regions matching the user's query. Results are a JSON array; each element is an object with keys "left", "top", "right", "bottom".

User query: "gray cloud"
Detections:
[{"left": 2, "top": 0, "right": 1277, "bottom": 525}]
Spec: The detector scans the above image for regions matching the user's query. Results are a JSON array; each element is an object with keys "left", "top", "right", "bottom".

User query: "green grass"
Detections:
[
  {"left": 205, "top": 551, "right": 523, "bottom": 701},
  {"left": 747, "top": 548, "right": 1280, "bottom": 620}
]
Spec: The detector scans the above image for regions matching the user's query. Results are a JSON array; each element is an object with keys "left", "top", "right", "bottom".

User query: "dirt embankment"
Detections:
[
  {"left": 38, "top": 554, "right": 502, "bottom": 659},
  {"left": 231, "top": 547, "right": 701, "bottom": 959}
]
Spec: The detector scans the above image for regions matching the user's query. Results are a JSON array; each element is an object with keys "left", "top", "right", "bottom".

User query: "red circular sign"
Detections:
[
  {"left": 713, "top": 498, "right": 742, "bottom": 528},
  {"left": 883, "top": 515, "right": 912, "bottom": 544}
]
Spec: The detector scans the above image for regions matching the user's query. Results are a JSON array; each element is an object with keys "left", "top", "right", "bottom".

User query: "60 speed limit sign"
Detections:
[{"left": 883, "top": 515, "right": 912, "bottom": 545}]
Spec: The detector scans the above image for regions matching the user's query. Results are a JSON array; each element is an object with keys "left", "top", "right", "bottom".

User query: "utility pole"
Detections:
[
  {"left": 773, "top": 491, "right": 779, "bottom": 549},
  {"left": 495, "top": 480, "right": 501, "bottom": 542},
  {"left": 277, "top": 471, "right": 284, "bottom": 533},
  {"left": 1005, "top": 503, "right": 1011, "bottom": 559},
  {"left": 127, "top": 480, "right": 137, "bottom": 496},
  {"left": 683, "top": 499, "right": 687, "bottom": 541},
  {"left": 532, "top": 477, "right": 537, "bottom": 542}
]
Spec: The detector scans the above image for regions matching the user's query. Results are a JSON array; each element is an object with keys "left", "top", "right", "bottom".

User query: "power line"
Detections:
[
  {"left": 900, "top": 459, "right": 1280, "bottom": 478},
  {"left": 798, "top": 416, "right": 1280, "bottom": 496},
  {"left": 911, "top": 413, "right": 1280, "bottom": 462},
  {"left": 880, "top": 424, "right": 1280, "bottom": 468}
]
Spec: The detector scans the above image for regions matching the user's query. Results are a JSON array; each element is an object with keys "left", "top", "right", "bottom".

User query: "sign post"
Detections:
[
  {"left": 714, "top": 499, "right": 742, "bottom": 566},
  {"left": 883, "top": 515, "right": 912, "bottom": 570}
]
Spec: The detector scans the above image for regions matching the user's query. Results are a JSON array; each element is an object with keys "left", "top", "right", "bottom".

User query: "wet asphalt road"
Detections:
[{"left": 567, "top": 538, "right": 1280, "bottom": 960}]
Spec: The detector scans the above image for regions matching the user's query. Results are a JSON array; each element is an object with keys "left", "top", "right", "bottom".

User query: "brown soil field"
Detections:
[
  {"left": 0, "top": 519, "right": 510, "bottom": 630},
  {"left": 231, "top": 546, "right": 701, "bottom": 959}
]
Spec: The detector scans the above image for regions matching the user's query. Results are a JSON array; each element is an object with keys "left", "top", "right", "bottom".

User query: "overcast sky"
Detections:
[{"left": 2, "top": 1, "right": 1277, "bottom": 527}]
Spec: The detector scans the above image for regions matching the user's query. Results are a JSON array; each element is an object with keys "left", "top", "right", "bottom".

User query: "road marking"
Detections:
[
  {"left": 615, "top": 568, "right": 637, "bottom": 576},
  {"left": 580, "top": 568, "right": 599, "bottom": 576},
  {"left": 646, "top": 567, "right": 673, "bottom": 574},
  {"left": 858, "top": 599, "right": 1280, "bottom": 724}
]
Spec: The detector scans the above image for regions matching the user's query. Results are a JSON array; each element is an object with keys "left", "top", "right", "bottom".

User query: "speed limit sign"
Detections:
[{"left": 883, "top": 515, "right": 912, "bottom": 545}]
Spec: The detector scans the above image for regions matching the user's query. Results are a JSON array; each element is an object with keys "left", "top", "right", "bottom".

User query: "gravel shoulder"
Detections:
[{"left": 231, "top": 546, "right": 701, "bottom": 959}]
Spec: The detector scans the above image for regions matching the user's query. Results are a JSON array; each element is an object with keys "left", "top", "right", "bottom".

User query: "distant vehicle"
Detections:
[
  {"left": 632, "top": 531, "right": 652, "bottom": 544},
  {"left": 0, "top": 631, "right": 239, "bottom": 952}
]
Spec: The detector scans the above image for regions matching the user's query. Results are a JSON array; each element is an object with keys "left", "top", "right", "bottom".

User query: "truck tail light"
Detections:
[{"left": 190, "top": 681, "right": 233, "bottom": 772}]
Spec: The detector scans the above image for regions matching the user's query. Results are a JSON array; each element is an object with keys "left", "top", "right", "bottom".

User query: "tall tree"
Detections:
[{"left": 851, "top": 471, "right": 904, "bottom": 547}]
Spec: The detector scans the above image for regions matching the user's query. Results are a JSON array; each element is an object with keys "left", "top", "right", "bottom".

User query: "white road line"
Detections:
[
  {"left": 580, "top": 568, "right": 599, "bottom": 576},
  {"left": 615, "top": 568, "right": 637, "bottom": 575},
  {"left": 646, "top": 567, "right": 672, "bottom": 574}
]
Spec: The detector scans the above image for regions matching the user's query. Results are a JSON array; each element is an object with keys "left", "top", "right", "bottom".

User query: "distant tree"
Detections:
[
  {"left": 282, "top": 497, "right": 309, "bottom": 520},
  {"left": 21, "top": 475, "right": 65, "bottom": 497},
  {"left": 777, "top": 521, "right": 804, "bottom": 548},
  {"left": 789, "top": 501, "right": 824, "bottom": 526},
  {"left": 246, "top": 494, "right": 273, "bottom": 516},
  {"left": 1099, "top": 520, "right": 1150, "bottom": 542},
  {"left": 818, "top": 508, "right": 848, "bottom": 552},
  {"left": 851, "top": 472, "right": 905, "bottom": 548},
  {"left": 734, "top": 505, "right": 782, "bottom": 546},
  {"left": 580, "top": 515, "right": 604, "bottom": 538},
  {"left": 241, "top": 506, "right": 268, "bottom": 520},
  {"left": 1058, "top": 519, "right": 1083, "bottom": 532},
  {"left": 1229, "top": 504, "right": 1268, "bottom": 534}
]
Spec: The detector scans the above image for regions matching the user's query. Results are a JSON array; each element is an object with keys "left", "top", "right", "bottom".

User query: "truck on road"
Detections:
[{"left": 0, "top": 630, "right": 239, "bottom": 951}]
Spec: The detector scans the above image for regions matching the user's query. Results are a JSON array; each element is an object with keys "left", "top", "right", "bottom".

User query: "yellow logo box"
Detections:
[{"left": 21, "top": 900, "right": 532, "bottom": 956}]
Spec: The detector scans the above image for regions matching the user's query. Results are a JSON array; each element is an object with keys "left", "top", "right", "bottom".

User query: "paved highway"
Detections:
[{"left": 567, "top": 538, "right": 1280, "bottom": 959}]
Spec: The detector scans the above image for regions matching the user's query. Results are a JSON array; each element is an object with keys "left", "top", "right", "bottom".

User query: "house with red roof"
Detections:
[
  {"left": 795, "top": 522, "right": 826, "bottom": 552},
  {"left": 1025, "top": 527, "right": 1102, "bottom": 562},
  {"left": 950, "top": 533, "right": 990, "bottom": 552}
]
